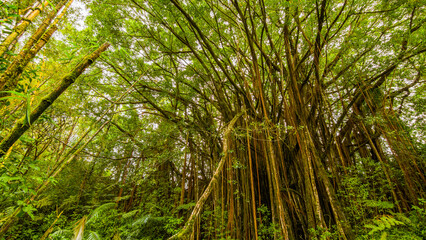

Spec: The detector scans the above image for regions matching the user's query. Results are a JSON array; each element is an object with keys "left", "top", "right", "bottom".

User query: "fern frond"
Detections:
[
  {"left": 132, "top": 214, "right": 151, "bottom": 226},
  {"left": 375, "top": 220, "right": 386, "bottom": 231},
  {"left": 365, "top": 215, "right": 405, "bottom": 235},
  {"left": 114, "top": 195, "right": 130, "bottom": 202},
  {"left": 72, "top": 216, "right": 87, "bottom": 240},
  {"left": 113, "top": 232, "right": 122, "bottom": 240},
  {"left": 104, "top": 184, "right": 116, "bottom": 191},
  {"left": 35, "top": 196, "right": 52, "bottom": 208},
  {"left": 60, "top": 195, "right": 78, "bottom": 209},
  {"left": 364, "top": 200, "right": 394, "bottom": 209},
  {"left": 176, "top": 202, "right": 196, "bottom": 210},
  {"left": 87, "top": 202, "right": 116, "bottom": 224},
  {"left": 382, "top": 217, "right": 392, "bottom": 228},
  {"left": 5, "top": 206, "right": 15, "bottom": 216},
  {"left": 389, "top": 217, "right": 404, "bottom": 226},
  {"left": 50, "top": 228, "right": 72, "bottom": 238},
  {"left": 364, "top": 224, "right": 377, "bottom": 229},
  {"left": 394, "top": 213, "right": 411, "bottom": 224},
  {"left": 122, "top": 210, "right": 139, "bottom": 219},
  {"left": 87, "top": 231, "right": 102, "bottom": 240}
]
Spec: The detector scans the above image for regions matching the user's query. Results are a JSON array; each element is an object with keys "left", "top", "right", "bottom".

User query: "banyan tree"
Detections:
[
  {"left": 81, "top": 0, "right": 425, "bottom": 239},
  {"left": 0, "top": 0, "right": 424, "bottom": 239}
]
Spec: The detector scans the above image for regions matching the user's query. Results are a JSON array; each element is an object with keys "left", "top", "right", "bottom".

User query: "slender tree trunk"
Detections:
[
  {"left": 245, "top": 114, "right": 258, "bottom": 240},
  {"left": 0, "top": 42, "right": 110, "bottom": 159},
  {"left": 179, "top": 133, "right": 189, "bottom": 208},
  {"left": 168, "top": 113, "right": 242, "bottom": 240},
  {"left": 0, "top": 1, "right": 49, "bottom": 57},
  {"left": 0, "top": 0, "right": 71, "bottom": 92},
  {"left": 116, "top": 155, "right": 132, "bottom": 207},
  {"left": 76, "top": 147, "right": 103, "bottom": 207}
]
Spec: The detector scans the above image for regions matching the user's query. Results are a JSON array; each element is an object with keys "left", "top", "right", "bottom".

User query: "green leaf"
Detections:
[
  {"left": 0, "top": 96, "right": 23, "bottom": 101},
  {"left": 0, "top": 175, "right": 22, "bottom": 182},
  {"left": 382, "top": 217, "right": 391, "bottom": 229},
  {"left": 48, "top": 177, "right": 58, "bottom": 185},
  {"left": 28, "top": 163, "right": 40, "bottom": 171},
  {"left": 87, "top": 202, "right": 116, "bottom": 223},
  {"left": 20, "top": 135, "right": 34, "bottom": 143},
  {"left": 122, "top": 209, "right": 139, "bottom": 219},
  {"left": 377, "top": 221, "right": 386, "bottom": 231},
  {"left": 114, "top": 195, "right": 130, "bottom": 201},
  {"left": 45, "top": 0, "right": 55, "bottom": 11},
  {"left": 5, "top": 51, "right": 16, "bottom": 56},
  {"left": 7, "top": 4, "right": 18, "bottom": 10},
  {"left": 364, "top": 200, "right": 395, "bottom": 209},
  {"left": 132, "top": 214, "right": 152, "bottom": 226},
  {"left": 0, "top": 90, "right": 27, "bottom": 98},
  {"left": 87, "top": 231, "right": 102, "bottom": 240},
  {"left": 364, "top": 224, "right": 378, "bottom": 229},
  {"left": 177, "top": 202, "right": 196, "bottom": 210}
]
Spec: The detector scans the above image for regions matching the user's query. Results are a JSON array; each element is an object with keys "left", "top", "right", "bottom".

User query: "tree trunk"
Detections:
[
  {"left": 0, "top": 42, "right": 110, "bottom": 159},
  {"left": 168, "top": 112, "right": 242, "bottom": 240},
  {"left": 0, "top": 1, "right": 49, "bottom": 57}
]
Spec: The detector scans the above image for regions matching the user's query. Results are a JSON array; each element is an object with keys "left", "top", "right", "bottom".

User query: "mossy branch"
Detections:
[
  {"left": 0, "top": 43, "right": 110, "bottom": 159},
  {"left": 0, "top": 0, "right": 68, "bottom": 91}
]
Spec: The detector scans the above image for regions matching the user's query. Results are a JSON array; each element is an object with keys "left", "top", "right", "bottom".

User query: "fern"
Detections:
[
  {"left": 176, "top": 202, "right": 196, "bottom": 211},
  {"left": 50, "top": 228, "right": 73, "bottom": 239},
  {"left": 0, "top": 207, "right": 13, "bottom": 224},
  {"left": 5, "top": 206, "right": 15, "bottom": 216},
  {"left": 51, "top": 227, "right": 102, "bottom": 240},
  {"left": 364, "top": 200, "right": 394, "bottom": 209},
  {"left": 122, "top": 209, "right": 139, "bottom": 219},
  {"left": 113, "top": 232, "right": 122, "bottom": 240},
  {"left": 132, "top": 214, "right": 152, "bottom": 226},
  {"left": 73, "top": 216, "right": 87, "bottom": 240},
  {"left": 86, "top": 231, "right": 102, "bottom": 240},
  {"left": 114, "top": 195, "right": 131, "bottom": 202},
  {"left": 393, "top": 212, "right": 411, "bottom": 224},
  {"left": 87, "top": 202, "right": 116, "bottom": 224},
  {"left": 364, "top": 215, "right": 405, "bottom": 239},
  {"left": 35, "top": 196, "right": 52, "bottom": 208},
  {"left": 59, "top": 195, "right": 78, "bottom": 209}
]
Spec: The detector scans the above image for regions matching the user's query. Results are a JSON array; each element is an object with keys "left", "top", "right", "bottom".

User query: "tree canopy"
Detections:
[{"left": 0, "top": 0, "right": 425, "bottom": 239}]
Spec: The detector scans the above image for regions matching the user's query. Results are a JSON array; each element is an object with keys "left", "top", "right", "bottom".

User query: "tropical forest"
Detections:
[{"left": 0, "top": 0, "right": 425, "bottom": 239}]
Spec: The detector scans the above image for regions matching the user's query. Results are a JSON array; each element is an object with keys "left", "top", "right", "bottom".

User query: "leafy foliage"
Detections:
[{"left": 0, "top": 0, "right": 425, "bottom": 239}]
